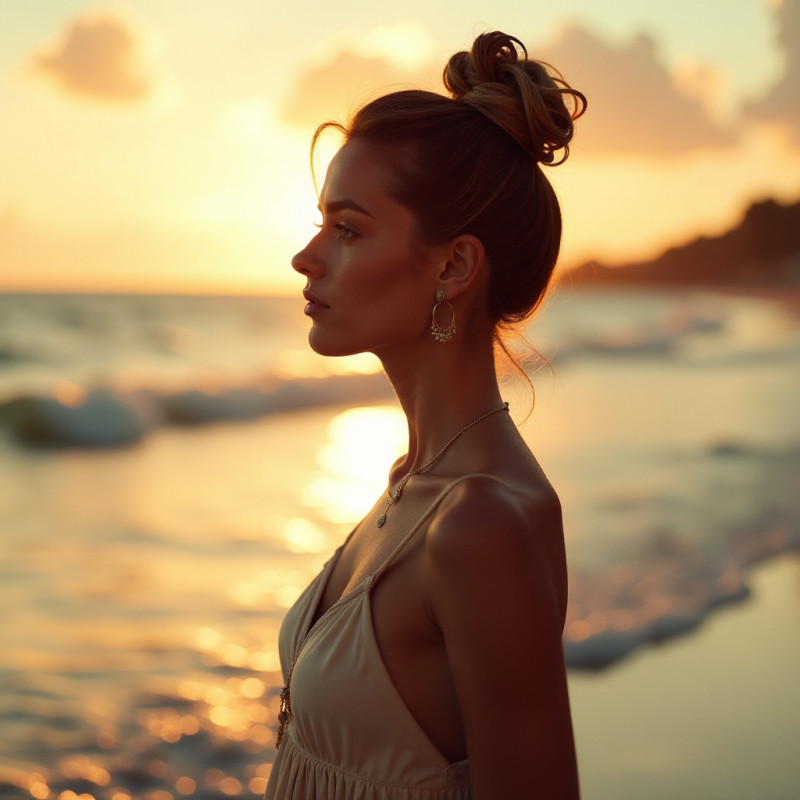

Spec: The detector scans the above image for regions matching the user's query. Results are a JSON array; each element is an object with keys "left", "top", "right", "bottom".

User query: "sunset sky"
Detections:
[{"left": 2, "top": 0, "right": 800, "bottom": 294}]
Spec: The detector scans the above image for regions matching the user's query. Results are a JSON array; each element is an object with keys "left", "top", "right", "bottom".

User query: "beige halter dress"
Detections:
[{"left": 264, "top": 477, "right": 478, "bottom": 799}]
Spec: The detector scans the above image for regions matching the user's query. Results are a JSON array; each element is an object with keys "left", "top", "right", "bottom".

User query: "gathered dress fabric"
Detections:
[{"left": 264, "top": 477, "right": 480, "bottom": 799}]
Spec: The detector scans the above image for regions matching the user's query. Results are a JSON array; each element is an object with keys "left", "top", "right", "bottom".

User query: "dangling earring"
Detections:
[{"left": 431, "top": 289, "right": 456, "bottom": 343}]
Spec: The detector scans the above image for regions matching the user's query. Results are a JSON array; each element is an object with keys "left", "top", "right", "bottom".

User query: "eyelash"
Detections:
[{"left": 313, "top": 221, "right": 357, "bottom": 240}]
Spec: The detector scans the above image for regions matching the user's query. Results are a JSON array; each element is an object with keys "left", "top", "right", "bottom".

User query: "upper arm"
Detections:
[{"left": 426, "top": 478, "right": 578, "bottom": 799}]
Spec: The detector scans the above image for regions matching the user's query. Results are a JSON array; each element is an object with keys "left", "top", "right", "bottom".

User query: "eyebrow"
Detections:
[{"left": 318, "top": 198, "right": 375, "bottom": 218}]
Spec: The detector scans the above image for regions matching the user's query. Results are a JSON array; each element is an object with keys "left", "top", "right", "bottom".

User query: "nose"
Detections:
[{"left": 291, "top": 234, "right": 323, "bottom": 278}]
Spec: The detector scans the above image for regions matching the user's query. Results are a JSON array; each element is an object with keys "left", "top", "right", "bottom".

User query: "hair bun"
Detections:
[{"left": 443, "top": 31, "right": 586, "bottom": 165}]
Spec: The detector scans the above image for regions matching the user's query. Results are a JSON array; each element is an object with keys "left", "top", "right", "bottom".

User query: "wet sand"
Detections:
[{"left": 569, "top": 553, "right": 800, "bottom": 800}]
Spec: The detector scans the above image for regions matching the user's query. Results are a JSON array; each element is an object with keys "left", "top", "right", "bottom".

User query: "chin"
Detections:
[
  {"left": 307, "top": 320, "right": 410, "bottom": 359},
  {"left": 307, "top": 329, "right": 364, "bottom": 359}
]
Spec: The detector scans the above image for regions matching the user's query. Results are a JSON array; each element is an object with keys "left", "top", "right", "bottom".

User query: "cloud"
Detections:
[
  {"left": 280, "top": 22, "right": 439, "bottom": 127},
  {"left": 670, "top": 58, "right": 730, "bottom": 121},
  {"left": 342, "top": 23, "right": 436, "bottom": 73},
  {"left": 282, "top": 25, "right": 736, "bottom": 158},
  {"left": 539, "top": 27, "right": 737, "bottom": 158},
  {"left": 745, "top": 0, "right": 800, "bottom": 138},
  {"left": 27, "top": 4, "right": 169, "bottom": 103},
  {"left": 281, "top": 50, "right": 440, "bottom": 129}
]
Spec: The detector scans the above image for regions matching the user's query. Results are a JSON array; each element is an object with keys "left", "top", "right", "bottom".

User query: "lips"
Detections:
[
  {"left": 303, "top": 287, "right": 329, "bottom": 315},
  {"left": 302, "top": 288, "right": 327, "bottom": 306}
]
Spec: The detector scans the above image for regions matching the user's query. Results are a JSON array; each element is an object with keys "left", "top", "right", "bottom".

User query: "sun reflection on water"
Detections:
[
  {"left": 282, "top": 517, "right": 328, "bottom": 553},
  {"left": 302, "top": 406, "right": 406, "bottom": 524}
]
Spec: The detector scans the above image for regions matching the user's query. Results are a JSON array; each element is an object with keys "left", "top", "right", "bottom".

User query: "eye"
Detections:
[{"left": 335, "top": 223, "right": 357, "bottom": 240}]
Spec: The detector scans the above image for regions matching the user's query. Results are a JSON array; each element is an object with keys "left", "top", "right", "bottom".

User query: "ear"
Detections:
[{"left": 435, "top": 235, "right": 487, "bottom": 300}]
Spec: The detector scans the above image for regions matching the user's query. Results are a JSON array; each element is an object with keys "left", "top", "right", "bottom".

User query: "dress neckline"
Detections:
[{"left": 301, "top": 473, "right": 511, "bottom": 647}]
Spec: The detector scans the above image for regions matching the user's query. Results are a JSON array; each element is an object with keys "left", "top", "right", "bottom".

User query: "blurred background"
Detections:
[{"left": 2, "top": 2, "right": 799, "bottom": 799}]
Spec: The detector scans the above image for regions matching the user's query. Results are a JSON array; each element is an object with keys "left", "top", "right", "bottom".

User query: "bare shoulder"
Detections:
[
  {"left": 422, "top": 476, "right": 577, "bottom": 797},
  {"left": 423, "top": 472, "right": 569, "bottom": 632},
  {"left": 426, "top": 473, "right": 563, "bottom": 569}
]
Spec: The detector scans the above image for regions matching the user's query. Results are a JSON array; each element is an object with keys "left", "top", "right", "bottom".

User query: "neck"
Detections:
[{"left": 374, "top": 332, "right": 505, "bottom": 482}]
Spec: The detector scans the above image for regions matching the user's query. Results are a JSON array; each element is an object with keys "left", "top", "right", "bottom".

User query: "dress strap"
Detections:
[{"left": 369, "top": 473, "right": 502, "bottom": 585}]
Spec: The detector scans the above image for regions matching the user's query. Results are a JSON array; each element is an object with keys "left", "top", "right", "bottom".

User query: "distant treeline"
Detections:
[{"left": 567, "top": 196, "right": 800, "bottom": 287}]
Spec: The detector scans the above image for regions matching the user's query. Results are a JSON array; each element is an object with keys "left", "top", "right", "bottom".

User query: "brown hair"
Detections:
[{"left": 312, "top": 31, "right": 586, "bottom": 329}]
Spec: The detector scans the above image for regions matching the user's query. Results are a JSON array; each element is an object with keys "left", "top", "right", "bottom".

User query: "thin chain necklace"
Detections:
[
  {"left": 274, "top": 399, "right": 509, "bottom": 750},
  {"left": 376, "top": 401, "right": 509, "bottom": 528}
]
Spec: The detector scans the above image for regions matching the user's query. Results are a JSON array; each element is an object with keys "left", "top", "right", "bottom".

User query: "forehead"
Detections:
[{"left": 320, "top": 139, "right": 400, "bottom": 213}]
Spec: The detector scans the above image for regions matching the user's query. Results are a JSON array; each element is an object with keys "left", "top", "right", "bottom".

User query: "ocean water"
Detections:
[{"left": 1, "top": 287, "right": 799, "bottom": 799}]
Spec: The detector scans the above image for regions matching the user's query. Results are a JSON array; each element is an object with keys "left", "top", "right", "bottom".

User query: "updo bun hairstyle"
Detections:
[
  {"left": 311, "top": 31, "right": 586, "bottom": 332},
  {"left": 443, "top": 32, "right": 582, "bottom": 167}
]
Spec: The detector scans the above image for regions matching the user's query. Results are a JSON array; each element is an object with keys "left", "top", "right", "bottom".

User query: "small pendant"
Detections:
[
  {"left": 275, "top": 710, "right": 288, "bottom": 749},
  {"left": 376, "top": 513, "right": 387, "bottom": 528},
  {"left": 275, "top": 682, "right": 292, "bottom": 749},
  {"left": 275, "top": 722, "right": 286, "bottom": 750}
]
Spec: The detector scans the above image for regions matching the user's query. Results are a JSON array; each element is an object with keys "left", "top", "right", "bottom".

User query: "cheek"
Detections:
[
  {"left": 333, "top": 234, "right": 434, "bottom": 331},
  {"left": 363, "top": 259, "right": 428, "bottom": 319},
  {"left": 340, "top": 247, "right": 409, "bottom": 300}
]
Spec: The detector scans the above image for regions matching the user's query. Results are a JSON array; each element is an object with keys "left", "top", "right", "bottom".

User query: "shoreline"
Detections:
[
  {"left": 1, "top": 287, "right": 797, "bottom": 798},
  {"left": 569, "top": 552, "right": 800, "bottom": 800},
  {"left": 564, "top": 543, "right": 800, "bottom": 673}
]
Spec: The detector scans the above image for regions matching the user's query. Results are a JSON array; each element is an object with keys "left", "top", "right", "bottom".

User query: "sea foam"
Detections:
[{"left": 1, "top": 372, "right": 392, "bottom": 447}]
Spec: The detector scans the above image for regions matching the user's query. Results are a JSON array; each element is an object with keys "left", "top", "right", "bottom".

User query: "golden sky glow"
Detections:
[{"left": 2, "top": 0, "right": 799, "bottom": 294}]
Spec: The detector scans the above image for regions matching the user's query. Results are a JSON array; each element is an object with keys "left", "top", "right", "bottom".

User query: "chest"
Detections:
[{"left": 311, "top": 482, "right": 444, "bottom": 627}]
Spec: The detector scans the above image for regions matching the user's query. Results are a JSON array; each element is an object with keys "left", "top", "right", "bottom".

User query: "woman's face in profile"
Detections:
[{"left": 292, "top": 139, "right": 437, "bottom": 358}]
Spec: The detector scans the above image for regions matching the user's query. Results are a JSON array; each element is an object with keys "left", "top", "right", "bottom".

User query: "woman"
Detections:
[{"left": 266, "top": 31, "right": 586, "bottom": 799}]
